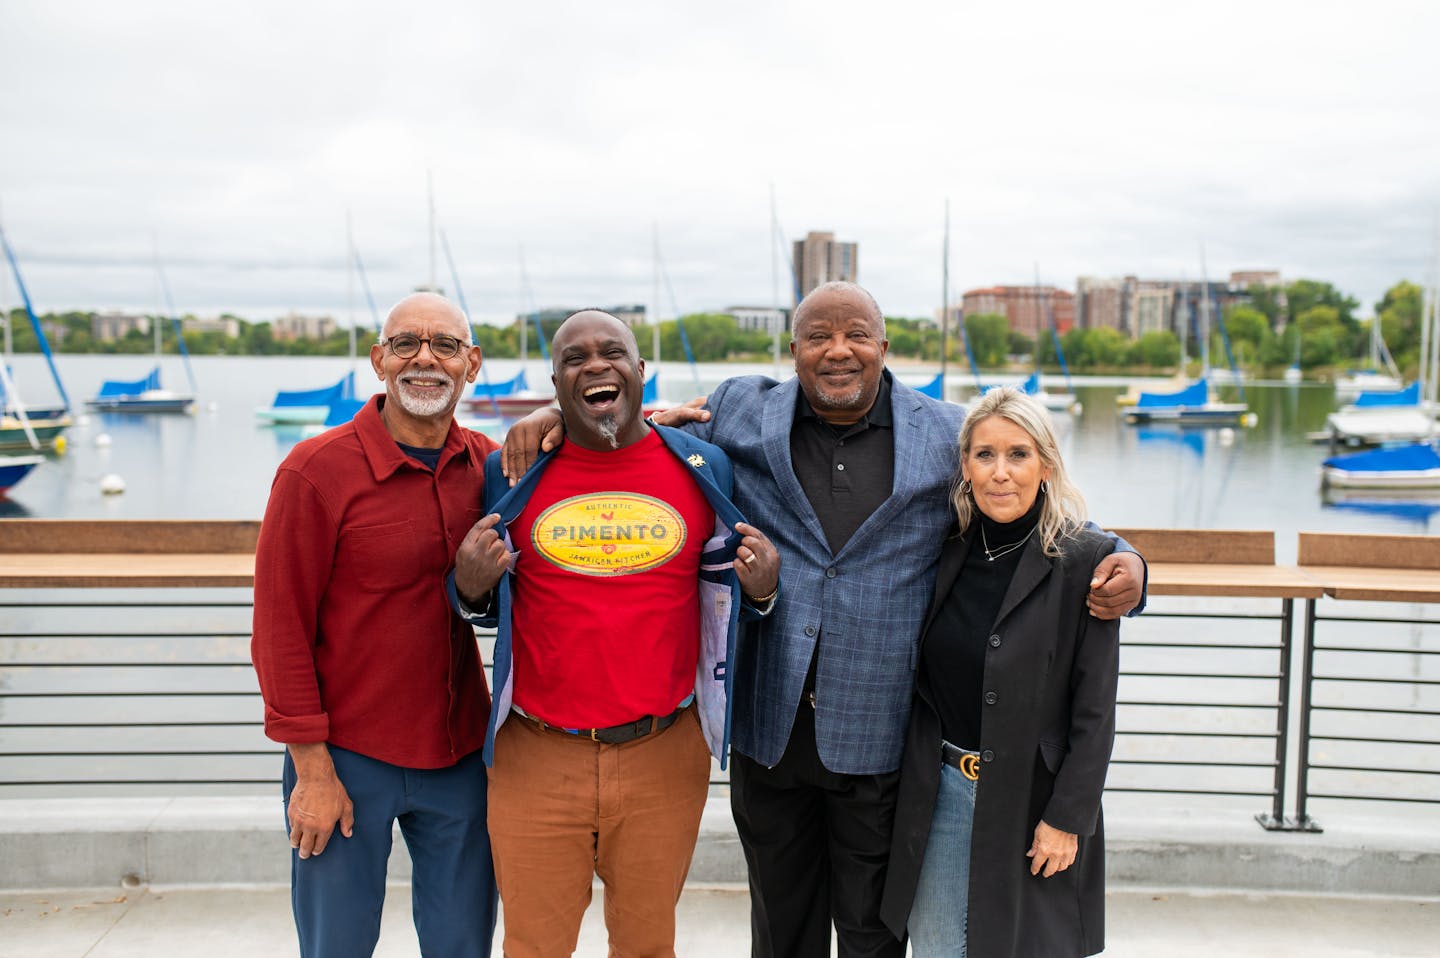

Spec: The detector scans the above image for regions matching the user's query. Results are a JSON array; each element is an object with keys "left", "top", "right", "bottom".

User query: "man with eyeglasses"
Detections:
[
  {"left": 252, "top": 292, "right": 501, "bottom": 957},
  {"left": 449, "top": 309, "right": 780, "bottom": 956}
]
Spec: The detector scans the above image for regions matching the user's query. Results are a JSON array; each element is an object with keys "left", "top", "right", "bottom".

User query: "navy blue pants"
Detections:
[{"left": 281, "top": 746, "right": 498, "bottom": 958}]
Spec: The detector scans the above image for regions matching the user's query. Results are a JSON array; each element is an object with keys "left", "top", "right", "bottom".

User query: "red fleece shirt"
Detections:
[
  {"left": 510, "top": 432, "right": 715, "bottom": 729},
  {"left": 251, "top": 396, "right": 499, "bottom": 768}
]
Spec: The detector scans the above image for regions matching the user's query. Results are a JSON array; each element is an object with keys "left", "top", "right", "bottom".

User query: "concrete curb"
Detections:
[{"left": 3, "top": 797, "right": 1437, "bottom": 898}]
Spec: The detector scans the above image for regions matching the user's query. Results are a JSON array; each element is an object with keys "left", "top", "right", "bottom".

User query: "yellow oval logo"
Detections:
[{"left": 532, "top": 493, "right": 688, "bottom": 577}]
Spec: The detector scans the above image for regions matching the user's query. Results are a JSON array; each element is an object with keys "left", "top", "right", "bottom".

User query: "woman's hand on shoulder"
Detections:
[{"left": 1027, "top": 820, "right": 1078, "bottom": 877}]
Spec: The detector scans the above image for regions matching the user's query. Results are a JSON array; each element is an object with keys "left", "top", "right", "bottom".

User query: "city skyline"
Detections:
[{"left": 2, "top": 1, "right": 1436, "bottom": 325}]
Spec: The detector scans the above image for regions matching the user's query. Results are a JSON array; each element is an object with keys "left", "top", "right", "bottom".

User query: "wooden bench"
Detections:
[
  {"left": 1109, "top": 528, "right": 1324, "bottom": 599},
  {"left": 1297, "top": 532, "right": 1440, "bottom": 603},
  {"left": 0, "top": 520, "right": 259, "bottom": 588}
]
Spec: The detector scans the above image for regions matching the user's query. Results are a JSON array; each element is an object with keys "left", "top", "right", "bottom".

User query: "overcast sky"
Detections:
[{"left": 1, "top": 0, "right": 1436, "bottom": 325}]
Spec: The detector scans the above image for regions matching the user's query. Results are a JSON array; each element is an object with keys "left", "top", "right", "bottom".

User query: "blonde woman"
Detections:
[{"left": 881, "top": 387, "right": 1126, "bottom": 957}]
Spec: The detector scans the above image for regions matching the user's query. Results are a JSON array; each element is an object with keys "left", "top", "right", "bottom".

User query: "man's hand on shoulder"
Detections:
[
  {"left": 1087, "top": 550, "right": 1144, "bottom": 620},
  {"left": 287, "top": 742, "right": 354, "bottom": 859},
  {"left": 455, "top": 513, "right": 510, "bottom": 606},
  {"left": 501, "top": 407, "right": 564, "bottom": 484},
  {"left": 650, "top": 396, "right": 710, "bottom": 428}
]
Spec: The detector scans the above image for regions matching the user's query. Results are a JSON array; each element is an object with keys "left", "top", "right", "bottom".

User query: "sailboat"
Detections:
[
  {"left": 1, "top": 223, "right": 74, "bottom": 451},
  {"left": 1024, "top": 278, "right": 1079, "bottom": 413},
  {"left": 1125, "top": 275, "right": 1250, "bottom": 426},
  {"left": 0, "top": 360, "right": 45, "bottom": 493},
  {"left": 256, "top": 218, "right": 378, "bottom": 426},
  {"left": 1335, "top": 319, "right": 1404, "bottom": 400},
  {"left": 1321, "top": 274, "right": 1440, "bottom": 471},
  {"left": 86, "top": 249, "right": 197, "bottom": 414}
]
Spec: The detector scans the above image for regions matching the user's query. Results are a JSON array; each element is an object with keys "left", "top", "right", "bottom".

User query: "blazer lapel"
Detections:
[
  {"left": 992, "top": 536, "right": 1054, "bottom": 628},
  {"left": 761, "top": 378, "right": 832, "bottom": 553}
]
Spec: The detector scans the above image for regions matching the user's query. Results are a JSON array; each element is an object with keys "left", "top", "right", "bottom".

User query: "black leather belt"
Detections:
[
  {"left": 515, "top": 704, "right": 687, "bottom": 745},
  {"left": 941, "top": 741, "right": 980, "bottom": 781}
]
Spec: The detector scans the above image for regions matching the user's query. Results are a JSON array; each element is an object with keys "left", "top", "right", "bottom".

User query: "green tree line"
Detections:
[{"left": 3, "top": 276, "right": 1429, "bottom": 376}]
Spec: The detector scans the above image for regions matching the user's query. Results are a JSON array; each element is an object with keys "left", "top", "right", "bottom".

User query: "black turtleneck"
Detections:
[{"left": 920, "top": 493, "right": 1044, "bottom": 750}]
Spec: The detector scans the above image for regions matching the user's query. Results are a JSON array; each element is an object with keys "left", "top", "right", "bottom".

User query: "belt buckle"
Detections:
[{"left": 960, "top": 752, "right": 980, "bottom": 781}]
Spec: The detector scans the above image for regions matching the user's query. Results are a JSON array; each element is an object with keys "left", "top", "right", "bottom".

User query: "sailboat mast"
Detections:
[
  {"left": 652, "top": 222, "right": 662, "bottom": 365},
  {"left": 152, "top": 235, "right": 163, "bottom": 360},
  {"left": 940, "top": 199, "right": 949, "bottom": 391},
  {"left": 770, "top": 184, "right": 781, "bottom": 376},
  {"left": 427, "top": 171, "right": 438, "bottom": 293},
  {"left": 346, "top": 211, "right": 356, "bottom": 367},
  {"left": 1198, "top": 246, "right": 1211, "bottom": 377},
  {"left": 518, "top": 243, "right": 528, "bottom": 364}
]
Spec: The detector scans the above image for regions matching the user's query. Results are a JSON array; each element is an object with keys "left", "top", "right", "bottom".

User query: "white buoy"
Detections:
[
  {"left": 99, "top": 474, "right": 126, "bottom": 495},
  {"left": 94, "top": 433, "right": 112, "bottom": 448},
  {"left": 207, "top": 401, "right": 220, "bottom": 413},
  {"left": 1218, "top": 428, "right": 1235, "bottom": 446}
]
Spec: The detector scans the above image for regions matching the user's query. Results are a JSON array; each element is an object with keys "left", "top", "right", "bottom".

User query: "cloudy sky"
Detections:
[{"left": 1, "top": 0, "right": 1436, "bottom": 325}]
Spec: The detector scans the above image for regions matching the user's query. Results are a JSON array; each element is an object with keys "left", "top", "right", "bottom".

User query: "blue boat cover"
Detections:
[
  {"left": 1323, "top": 442, "right": 1440, "bottom": 472},
  {"left": 1020, "top": 371, "right": 1041, "bottom": 395},
  {"left": 270, "top": 370, "right": 354, "bottom": 408},
  {"left": 914, "top": 373, "right": 944, "bottom": 400},
  {"left": 1353, "top": 382, "right": 1420, "bottom": 407},
  {"left": 1136, "top": 379, "right": 1209, "bottom": 409},
  {"left": 470, "top": 369, "right": 527, "bottom": 399},
  {"left": 95, "top": 368, "right": 161, "bottom": 399},
  {"left": 643, "top": 372, "right": 658, "bottom": 404},
  {"left": 323, "top": 397, "right": 368, "bottom": 427}
]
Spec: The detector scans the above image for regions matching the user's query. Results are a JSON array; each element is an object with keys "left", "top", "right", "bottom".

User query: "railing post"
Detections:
[
  {"left": 1255, "top": 598, "right": 1292, "bottom": 830},
  {"left": 1292, "top": 597, "right": 1323, "bottom": 832}
]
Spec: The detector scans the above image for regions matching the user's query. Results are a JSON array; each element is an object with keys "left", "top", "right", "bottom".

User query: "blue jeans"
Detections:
[
  {"left": 281, "top": 745, "right": 498, "bottom": 958},
  {"left": 907, "top": 755, "right": 977, "bottom": 956}
]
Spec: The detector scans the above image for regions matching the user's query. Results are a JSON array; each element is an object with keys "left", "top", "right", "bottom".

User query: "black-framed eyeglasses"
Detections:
[{"left": 381, "top": 333, "right": 466, "bottom": 360}]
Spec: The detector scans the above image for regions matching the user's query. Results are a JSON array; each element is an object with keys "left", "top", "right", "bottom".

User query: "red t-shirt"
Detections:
[{"left": 510, "top": 430, "right": 716, "bottom": 729}]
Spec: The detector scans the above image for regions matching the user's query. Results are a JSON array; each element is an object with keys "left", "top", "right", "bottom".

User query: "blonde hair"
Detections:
[{"left": 951, "top": 387, "right": 1087, "bottom": 557}]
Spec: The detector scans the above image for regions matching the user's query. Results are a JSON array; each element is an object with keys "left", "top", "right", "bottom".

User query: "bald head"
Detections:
[
  {"left": 383, "top": 292, "right": 471, "bottom": 342},
  {"left": 792, "top": 282, "right": 884, "bottom": 340},
  {"left": 551, "top": 309, "right": 638, "bottom": 369},
  {"left": 550, "top": 309, "right": 648, "bottom": 451}
]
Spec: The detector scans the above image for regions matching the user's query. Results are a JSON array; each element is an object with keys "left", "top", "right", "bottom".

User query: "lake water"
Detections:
[
  {"left": 2, "top": 354, "right": 1436, "bottom": 816},
  {"left": 4, "top": 353, "right": 1437, "bottom": 555}
]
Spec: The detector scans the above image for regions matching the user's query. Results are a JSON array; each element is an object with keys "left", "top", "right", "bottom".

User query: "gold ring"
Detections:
[{"left": 743, "top": 554, "right": 756, "bottom": 566}]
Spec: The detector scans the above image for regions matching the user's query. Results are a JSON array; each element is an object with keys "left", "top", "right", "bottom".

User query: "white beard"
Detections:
[{"left": 394, "top": 374, "right": 458, "bottom": 418}]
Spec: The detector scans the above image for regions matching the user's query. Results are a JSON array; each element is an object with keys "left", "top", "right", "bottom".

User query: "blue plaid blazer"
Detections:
[{"left": 687, "top": 371, "right": 966, "bottom": 775}]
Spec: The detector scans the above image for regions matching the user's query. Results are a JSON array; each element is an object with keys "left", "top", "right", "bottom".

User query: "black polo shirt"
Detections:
[{"left": 790, "top": 371, "right": 895, "bottom": 555}]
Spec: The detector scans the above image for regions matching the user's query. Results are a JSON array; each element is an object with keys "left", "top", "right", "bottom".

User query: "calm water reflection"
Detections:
[{"left": 3, "top": 356, "right": 1436, "bottom": 553}]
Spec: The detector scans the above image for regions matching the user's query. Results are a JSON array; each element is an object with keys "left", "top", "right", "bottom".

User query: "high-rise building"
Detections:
[
  {"left": 1075, "top": 277, "right": 1129, "bottom": 333},
  {"left": 959, "top": 286, "right": 1075, "bottom": 339},
  {"left": 792, "top": 231, "right": 858, "bottom": 304}
]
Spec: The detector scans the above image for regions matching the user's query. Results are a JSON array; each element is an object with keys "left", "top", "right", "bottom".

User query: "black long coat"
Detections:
[{"left": 880, "top": 525, "right": 1120, "bottom": 957}]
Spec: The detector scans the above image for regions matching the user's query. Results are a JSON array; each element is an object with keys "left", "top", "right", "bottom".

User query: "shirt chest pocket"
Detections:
[{"left": 337, "top": 520, "right": 421, "bottom": 592}]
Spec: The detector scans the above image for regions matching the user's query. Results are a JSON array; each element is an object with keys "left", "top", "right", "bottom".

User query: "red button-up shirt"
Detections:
[{"left": 251, "top": 396, "right": 498, "bottom": 768}]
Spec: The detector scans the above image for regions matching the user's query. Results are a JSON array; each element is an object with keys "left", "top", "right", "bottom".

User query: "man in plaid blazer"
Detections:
[
  {"left": 501, "top": 281, "right": 1145, "bottom": 957},
  {"left": 663, "top": 283, "right": 1145, "bottom": 958}
]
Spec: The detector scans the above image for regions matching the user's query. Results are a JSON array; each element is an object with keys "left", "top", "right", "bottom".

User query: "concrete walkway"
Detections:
[
  {"left": 3, "top": 883, "right": 1437, "bottom": 957},
  {"left": 4, "top": 794, "right": 1438, "bottom": 956}
]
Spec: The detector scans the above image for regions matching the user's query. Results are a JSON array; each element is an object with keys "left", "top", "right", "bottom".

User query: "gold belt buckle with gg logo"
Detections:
[{"left": 960, "top": 753, "right": 980, "bottom": 781}]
